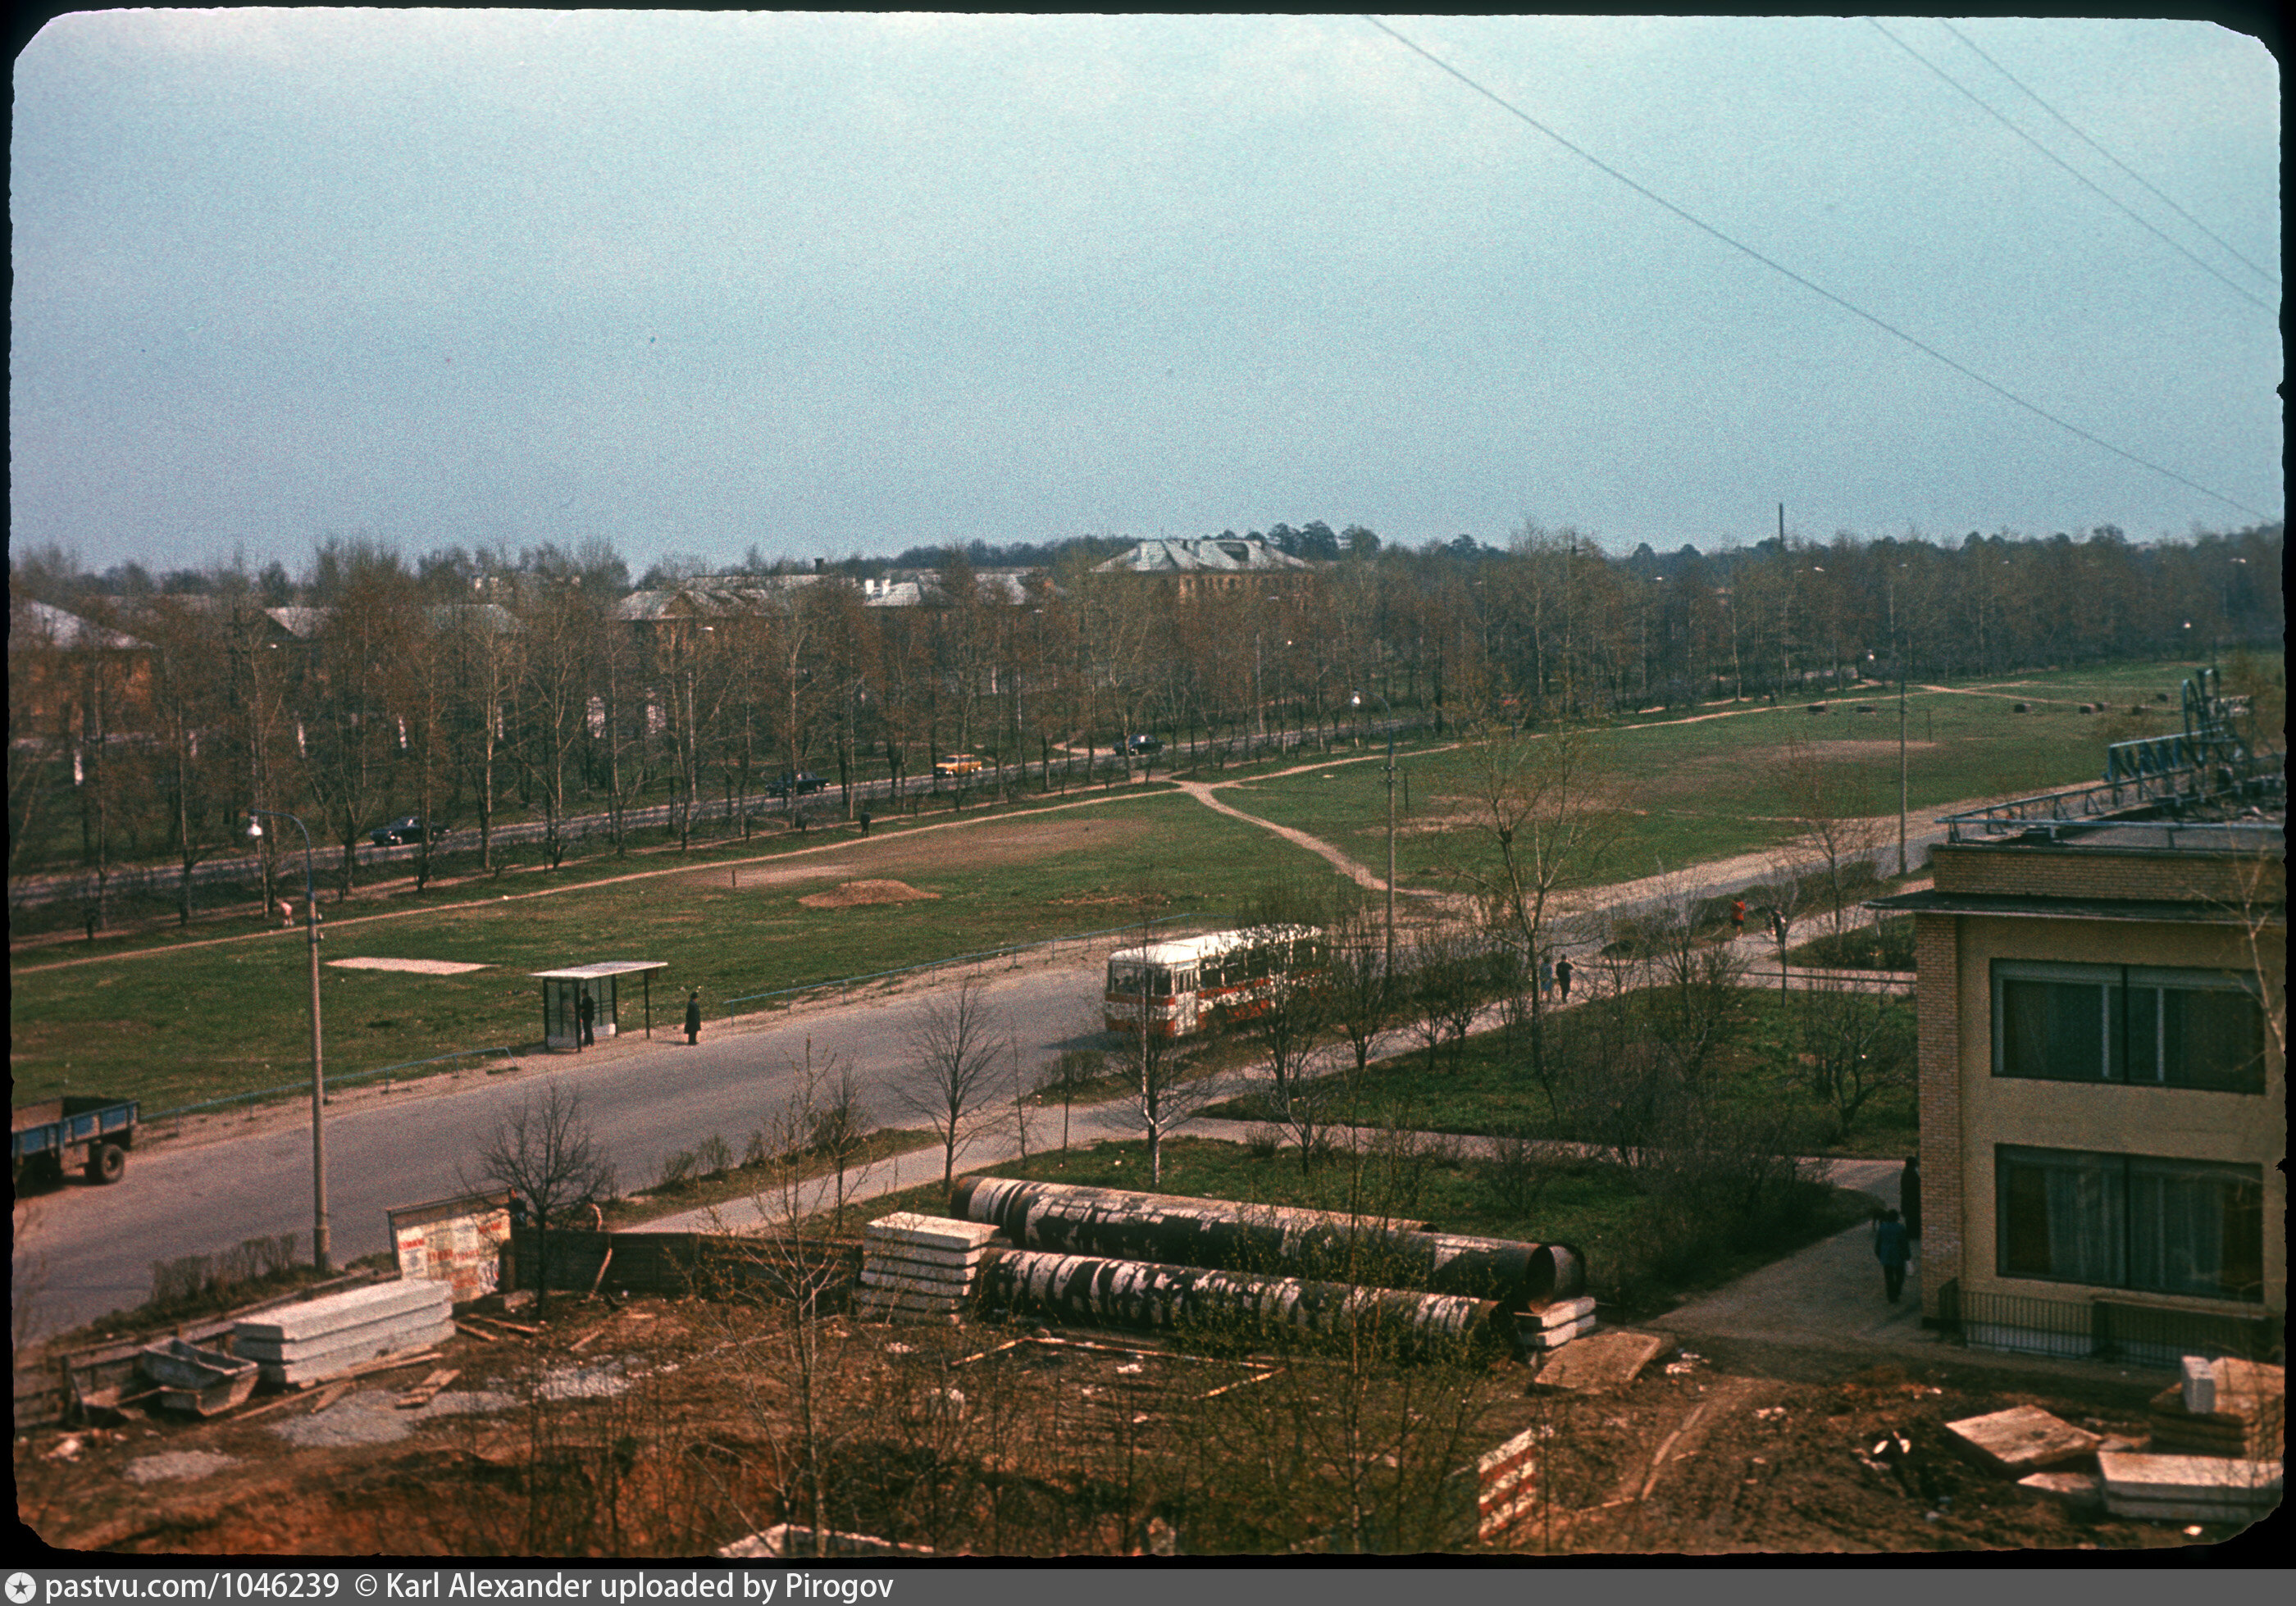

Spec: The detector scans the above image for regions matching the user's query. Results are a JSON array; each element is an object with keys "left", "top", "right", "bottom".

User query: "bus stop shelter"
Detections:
[{"left": 531, "top": 961, "right": 669, "bottom": 1052}]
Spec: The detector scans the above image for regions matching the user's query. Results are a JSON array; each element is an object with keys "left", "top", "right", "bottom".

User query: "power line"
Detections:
[
  {"left": 1357, "top": 15, "right": 2275, "bottom": 524},
  {"left": 1938, "top": 18, "right": 2280, "bottom": 290},
  {"left": 1868, "top": 18, "right": 2273, "bottom": 315}
]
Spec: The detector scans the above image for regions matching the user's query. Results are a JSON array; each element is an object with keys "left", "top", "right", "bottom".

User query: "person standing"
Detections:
[
  {"left": 684, "top": 989, "right": 702, "bottom": 1046},
  {"left": 576, "top": 989, "right": 595, "bottom": 1049},
  {"left": 1874, "top": 1208, "right": 1911, "bottom": 1303},
  {"left": 1554, "top": 956, "right": 1573, "bottom": 1000},
  {"left": 857, "top": 807, "right": 873, "bottom": 838},
  {"left": 1730, "top": 898, "right": 1747, "bottom": 937},
  {"left": 1538, "top": 954, "right": 1555, "bottom": 999}
]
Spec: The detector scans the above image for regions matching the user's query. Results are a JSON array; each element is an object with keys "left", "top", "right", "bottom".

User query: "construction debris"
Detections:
[
  {"left": 854, "top": 1213, "right": 1000, "bottom": 1325},
  {"left": 1944, "top": 1406, "right": 2102, "bottom": 1476},
  {"left": 1530, "top": 1330, "right": 1665, "bottom": 1394},
  {"left": 234, "top": 1280, "right": 453, "bottom": 1387},
  {"left": 2147, "top": 1358, "right": 2284, "bottom": 1461},
  {"left": 2097, "top": 1451, "right": 2282, "bottom": 1525},
  {"left": 2017, "top": 1472, "right": 2102, "bottom": 1510},
  {"left": 395, "top": 1369, "right": 459, "bottom": 1409}
]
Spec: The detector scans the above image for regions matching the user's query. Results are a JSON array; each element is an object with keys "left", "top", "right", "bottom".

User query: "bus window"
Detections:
[{"left": 1175, "top": 969, "right": 1197, "bottom": 994}]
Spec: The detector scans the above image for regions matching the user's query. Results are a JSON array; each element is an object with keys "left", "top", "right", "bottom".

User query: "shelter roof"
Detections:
[{"left": 531, "top": 961, "right": 672, "bottom": 980}]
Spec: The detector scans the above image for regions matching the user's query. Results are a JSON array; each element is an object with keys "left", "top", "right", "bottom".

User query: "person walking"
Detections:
[
  {"left": 1538, "top": 954, "right": 1555, "bottom": 999},
  {"left": 684, "top": 989, "right": 702, "bottom": 1046},
  {"left": 1554, "top": 956, "right": 1573, "bottom": 1000},
  {"left": 1874, "top": 1208, "right": 1911, "bottom": 1303},
  {"left": 858, "top": 807, "right": 873, "bottom": 838},
  {"left": 1730, "top": 898, "right": 1747, "bottom": 937},
  {"left": 576, "top": 989, "right": 595, "bottom": 1049}
]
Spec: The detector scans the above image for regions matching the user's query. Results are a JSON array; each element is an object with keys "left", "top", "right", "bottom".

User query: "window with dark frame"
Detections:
[
  {"left": 1992, "top": 962, "right": 2266, "bottom": 1093},
  {"left": 1996, "top": 1144, "right": 2265, "bottom": 1302}
]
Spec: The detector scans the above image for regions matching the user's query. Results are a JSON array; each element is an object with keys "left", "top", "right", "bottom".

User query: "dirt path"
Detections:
[{"left": 1173, "top": 779, "right": 1456, "bottom": 901}]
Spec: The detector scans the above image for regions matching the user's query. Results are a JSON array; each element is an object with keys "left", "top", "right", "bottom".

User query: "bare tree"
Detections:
[
  {"left": 464, "top": 1084, "right": 617, "bottom": 1310},
  {"left": 1791, "top": 978, "right": 1915, "bottom": 1144},
  {"left": 897, "top": 979, "right": 1007, "bottom": 1197},
  {"left": 806, "top": 1056, "right": 875, "bottom": 1235},
  {"left": 1766, "top": 732, "right": 1884, "bottom": 935},
  {"left": 1036, "top": 1049, "right": 1104, "bottom": 1153}
]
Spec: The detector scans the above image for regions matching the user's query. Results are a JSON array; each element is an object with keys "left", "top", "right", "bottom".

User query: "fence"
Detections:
[
  {"left": 1940, "top": 1283, "right": 2280, "bottom": 1367},
  {"left": 508, "top": 1226, "right": 864, "bottom": 1306},
  {"left": 723, "top": 912, "right": 1215, "bottom": 1021}
]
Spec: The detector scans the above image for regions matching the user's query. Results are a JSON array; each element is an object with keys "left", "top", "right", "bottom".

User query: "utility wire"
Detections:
[
  {"left": 1938, "top": 18, "right": 2280, "bottom": 290},
  {"left": 1359, "top": 15, "right": 2274, "bottom": 523},
  {"left": 1869, "top": 18, "right": 2273, "bottom": 315}
]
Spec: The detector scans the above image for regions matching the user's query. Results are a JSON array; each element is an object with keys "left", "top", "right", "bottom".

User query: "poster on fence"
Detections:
[{"left": 387, "top": 1190, "right": 513, "bottom": 1303}]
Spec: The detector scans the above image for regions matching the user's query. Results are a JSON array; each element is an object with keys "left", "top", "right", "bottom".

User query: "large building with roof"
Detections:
[{"left": 1089, "top": 536, "right": 1314, "bottom": 598}]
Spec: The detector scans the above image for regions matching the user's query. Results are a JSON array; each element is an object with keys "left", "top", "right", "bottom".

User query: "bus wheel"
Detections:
[{"left": 86, "top": 1143, "right": 127, "bottom": 1185}]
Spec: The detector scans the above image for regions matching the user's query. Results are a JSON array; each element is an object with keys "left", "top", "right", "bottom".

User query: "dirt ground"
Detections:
[
  {"left": 16, "top": 1294, "right": 2253, "bottom": 1557},
  {"left": 711, "top": 814, "right": 1160, "bottom": 893}
]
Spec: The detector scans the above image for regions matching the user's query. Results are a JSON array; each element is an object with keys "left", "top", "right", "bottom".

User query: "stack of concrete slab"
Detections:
[
  {"left": 233, "top": 1279, "right": 453, "bottom": 1387},
  {"left": 855, "top": 1212, "right": 1001, "bottom": 1325},
  {"left": 2098, "top": 1450, "right": 2282, "bottom": 1525},
  {"left": 1517, "top": 1297, "right": 1597, "bottom": 1353},
  {"left": 2147, "top": 1358, "right": 2284, "bottom": 1461}
]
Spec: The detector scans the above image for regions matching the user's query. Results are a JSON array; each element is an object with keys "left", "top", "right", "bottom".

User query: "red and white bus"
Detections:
[{"left": 1104, "top": 926, "right": 1326, "bottom": 1038}]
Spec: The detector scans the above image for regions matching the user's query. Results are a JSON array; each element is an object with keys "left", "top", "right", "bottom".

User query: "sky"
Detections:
[{"left": 10, "top": 11, "right": 2283, "bottom": 579}]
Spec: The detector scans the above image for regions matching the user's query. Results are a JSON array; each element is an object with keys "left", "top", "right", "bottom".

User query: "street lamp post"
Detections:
[
  {"left": 1350, "top": 691, "right": 1396, "bottom": 974},
  {"left": 248, "top": 809, "right": 330, "bottom": 1274}
]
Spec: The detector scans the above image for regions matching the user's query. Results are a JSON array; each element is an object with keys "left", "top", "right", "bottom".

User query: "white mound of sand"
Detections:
[
  {"left": 798, "top": 880, "right": 940, "bottom": 909},
  {"left": 326, "top": 957, "right": 490, "bottom": 975}
]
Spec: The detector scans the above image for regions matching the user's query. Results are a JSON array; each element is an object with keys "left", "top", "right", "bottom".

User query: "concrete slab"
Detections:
[
  {"left": 861, "top": 1244, "right": 995, "bottom": 1272},
  {"left": 866, "top": 1213, "right": 1000, "bottom": 1252},
  {"left": 235, "top": 1280, "right": 449, "bottom": 1344},
  {"left": 859, "top": 1266, "right": 975, "bottom": 1294},
  {"left": 254, "top": 1317, "right": 455, "bottom": 1387},
  {"left": 1945, "top": 1405, "right": 2102, "bottom": 1476},
  {"left": 1524, "top": 1297, "right": 1597, "bottom": 1331},
  {"left": 2181, "top": 1356, "right": 2217, "bottom": 1416},
  {"left": 1530, "top": 1329, "right": 1663, "bottom": 1393},
  {"left": 2098, "top": 1451, "right": 2282, "bottom": 1510},
  {"left": 233, "top": 1308, "right": 453, "bottom": 1363}
]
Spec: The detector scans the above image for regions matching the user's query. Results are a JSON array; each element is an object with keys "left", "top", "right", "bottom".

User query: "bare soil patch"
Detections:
[
  {"left": 799, "top": 880, "right": 941, "bottom": 910},
  {"left": 324, "top": 958, "right": 490, "bottom": 976}
]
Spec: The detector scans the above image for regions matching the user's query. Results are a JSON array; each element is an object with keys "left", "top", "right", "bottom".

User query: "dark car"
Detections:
[
  {"left": 369, "top": 816, "right": 449, "bottom": 847},
  {"left": 1125, "top": 734, "right": 1163, "bottom": 755},
  {"left": 764, "top": 771, "right": 827, "bottom": 798}
]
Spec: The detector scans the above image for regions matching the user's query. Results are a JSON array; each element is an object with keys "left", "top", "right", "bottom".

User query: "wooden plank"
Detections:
[
  {"left": 395, "top": 1368, "right": 459, "bottom": 1409},
  {"left": 453, "top": 1322, "right": 499, "bottom": 1344}
]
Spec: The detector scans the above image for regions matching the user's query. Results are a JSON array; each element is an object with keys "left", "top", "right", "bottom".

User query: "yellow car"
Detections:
[{"left": 934, "top": 752, "right": 986, "bottom": 777}]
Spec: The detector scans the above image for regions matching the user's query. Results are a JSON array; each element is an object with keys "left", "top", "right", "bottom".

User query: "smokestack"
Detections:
[{"left": 815, "top": 557, "right": 825, "bottom": 574}]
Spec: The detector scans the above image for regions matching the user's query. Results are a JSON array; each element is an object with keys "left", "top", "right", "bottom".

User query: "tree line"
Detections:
[{"left": 9, "top": 518, "right": 2280, "bottom": 926}]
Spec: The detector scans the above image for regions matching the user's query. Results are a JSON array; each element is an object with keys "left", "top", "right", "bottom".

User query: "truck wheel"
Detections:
[{"left": 86, "top": 1143, "right": 127, "bottom": 1185}]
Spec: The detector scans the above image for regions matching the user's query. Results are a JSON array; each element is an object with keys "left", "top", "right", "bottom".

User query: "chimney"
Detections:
[{"left": 815, "top": 557, "right": 826, "bottom": 575}]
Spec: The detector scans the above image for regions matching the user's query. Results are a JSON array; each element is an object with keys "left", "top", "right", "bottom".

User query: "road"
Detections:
[{"left": 14, "top": 957, "right": 1115, "bottom": 1339}]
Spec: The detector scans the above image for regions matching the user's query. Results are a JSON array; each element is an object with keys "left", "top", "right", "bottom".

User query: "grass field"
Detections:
[
  {"left": 1221, "top": 662, "right": 2205, "bottom": 889},
  {"left": 1204, "top": 989, "right": 1920, "bottom": 1162},
  {"left": 845, "top": 1131, "right": 1870, "bottom": 1311},
  {"left": 7, "top": 789, "right": 1337, "bottom": 1114}
]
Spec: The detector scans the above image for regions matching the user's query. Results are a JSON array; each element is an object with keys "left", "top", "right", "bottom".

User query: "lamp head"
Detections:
[{"left": 247, "top": 817, "right": 264, "bottom": 840}]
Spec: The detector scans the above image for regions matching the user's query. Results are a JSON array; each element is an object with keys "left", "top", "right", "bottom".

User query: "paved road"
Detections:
[{"left": 14, "top": 957, "right": 1117, "bottom": 1338}]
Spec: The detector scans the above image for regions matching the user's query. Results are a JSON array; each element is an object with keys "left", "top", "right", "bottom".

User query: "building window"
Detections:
[
  {"left": 1997, "top": 1145, "right": 2264, "bottom": 1302},
  {"left": 1993, "top": 962, "right": 2266, "bottom": 1092}
]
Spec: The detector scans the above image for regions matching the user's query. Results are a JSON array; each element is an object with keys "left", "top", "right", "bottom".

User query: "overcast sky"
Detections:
[{"left": 11, "top": 11, "right": 2282, "bottom": 579}]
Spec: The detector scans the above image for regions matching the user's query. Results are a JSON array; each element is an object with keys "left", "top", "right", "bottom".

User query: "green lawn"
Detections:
[
  {"left": 1204, "top": 989, "right": 1920, "bottom": 1162},
  {"left": 850, "top": 1132, "right": 1870, "bottom": 1312},
  {"left": 1221, "top": 665, "right": 2199, "bottom": 889},
  {"left": 7, "top": 789, "right": 1341, "bottom": 1115}
]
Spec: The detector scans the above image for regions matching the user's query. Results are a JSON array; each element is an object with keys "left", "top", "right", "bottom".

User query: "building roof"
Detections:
[
  {"left": 1867, "top": 889, "right": 2280, "bottom": 926},
  {"left": 610, "top": 576, "right": 823, "bottom": 623},
  {"left": 11, "top": 599, "right": 150, "bottom": 653},
  {"left": 1091, "top": 537, "right": 1313, "bottom": 576}
]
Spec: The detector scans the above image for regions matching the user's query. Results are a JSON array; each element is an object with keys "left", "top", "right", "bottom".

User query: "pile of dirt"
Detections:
[{"left": 799, "top": 880, "right": 940, "bottom": 909}]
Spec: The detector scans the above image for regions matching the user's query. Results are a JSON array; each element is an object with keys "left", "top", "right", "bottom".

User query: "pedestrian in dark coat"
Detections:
[
  {"left": 858, "top": 808, "right": 872, "bottom": 838},
  {"left": 1554, "top": 957, "right": 1573, "bottom": 999},
  {"left": 1874, "top": 1208, "right": 1911, "bottom": 1303},
  {"left": 684, "top": 990, "right": 702, "bottom": 1045},
  {"left": 576, "top": 990, "right": 595, "bottom": 1049}
]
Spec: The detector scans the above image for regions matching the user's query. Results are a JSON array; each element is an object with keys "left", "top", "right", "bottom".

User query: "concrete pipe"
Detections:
[
  {"left": 977, "top": 1247, "right": 1501, "bottom": 1358},
  {"left": 950, "top": 1177, "right": 1583, "bottom": 1311}
]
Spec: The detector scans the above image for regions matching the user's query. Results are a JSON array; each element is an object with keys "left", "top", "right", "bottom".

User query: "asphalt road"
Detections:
[{"left": 14, "top": 958, "right": 1114, "bottom": 1339}]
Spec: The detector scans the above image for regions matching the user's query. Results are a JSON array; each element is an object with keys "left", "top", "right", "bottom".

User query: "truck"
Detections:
[{"left": 11, "top": 1097, "right": 139, "bottom": 1190}]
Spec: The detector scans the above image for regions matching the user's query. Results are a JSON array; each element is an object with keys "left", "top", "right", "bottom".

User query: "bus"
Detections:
[{"left": 1104, "top": 926, "right": 1326, "bottom": 1038}]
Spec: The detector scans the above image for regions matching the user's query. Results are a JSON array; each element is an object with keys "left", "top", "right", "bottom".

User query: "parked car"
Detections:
[
  {"left": 764, "top": 771, "right": 827, "bottom": 798},
  {"left": 934, "top": 753, "right": 986, "bottom": 777},
  {"left": 369, "top": 816, "right": 449, "bottom": 846},
  {"left": 1125, "top": 735, "right": 1164, "bottom": 756}
]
